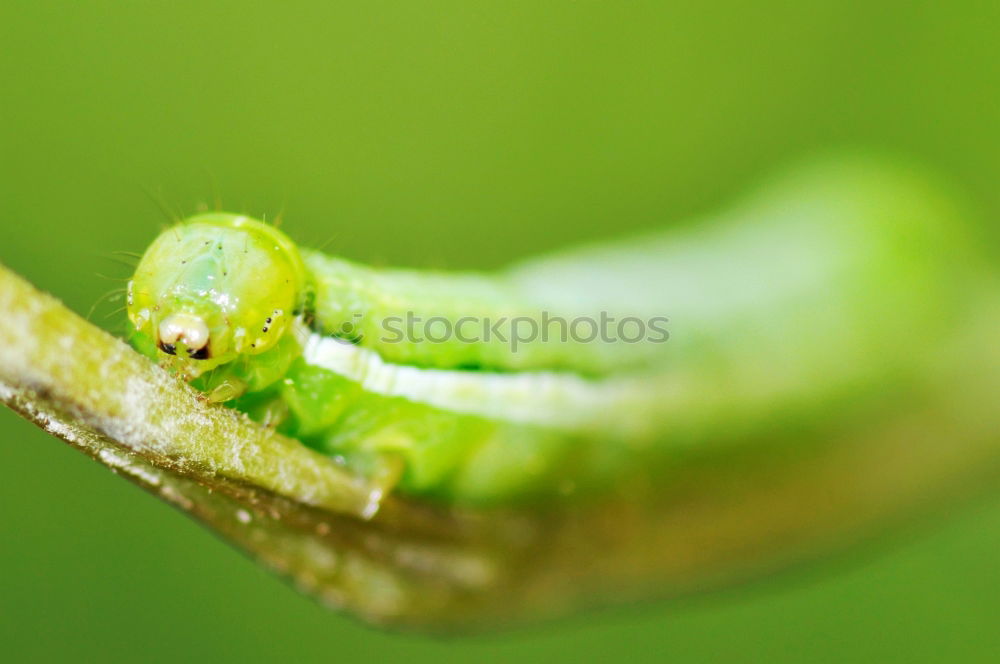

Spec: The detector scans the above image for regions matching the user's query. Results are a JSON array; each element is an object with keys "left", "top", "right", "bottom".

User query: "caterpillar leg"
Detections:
[
  {"left": 206, "top": 377, "right": 247, "bottom": 403},
  {"left": 360, "top": 452, "right": 405, "bottom": 518},
  {"left": 259, "top": 398, "right": 290, "bottom": 429}
]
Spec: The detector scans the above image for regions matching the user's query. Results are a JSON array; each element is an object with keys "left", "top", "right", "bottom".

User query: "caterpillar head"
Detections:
[{"left": 127, "top": 213, "right": 308, "bottom": 380}]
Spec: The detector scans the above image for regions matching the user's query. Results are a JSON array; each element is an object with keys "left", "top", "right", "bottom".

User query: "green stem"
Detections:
[{"left": 3, "top": 262, "right": 1000, "bottom": 630}]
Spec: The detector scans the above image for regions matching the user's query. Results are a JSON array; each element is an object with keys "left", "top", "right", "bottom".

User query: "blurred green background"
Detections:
[{"left": 2, "top": 1, "right": 1000, "bottom": 661}]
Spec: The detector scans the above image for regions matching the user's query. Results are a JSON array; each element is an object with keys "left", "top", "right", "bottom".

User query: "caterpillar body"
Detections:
[{"left": 127, "top": 156, "right": 984, "bottom": 505}]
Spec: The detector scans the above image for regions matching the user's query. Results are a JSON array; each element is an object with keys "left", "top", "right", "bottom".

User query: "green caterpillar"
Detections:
[{"left": 127, "top": 155, "right": 984, "bottom": 505}]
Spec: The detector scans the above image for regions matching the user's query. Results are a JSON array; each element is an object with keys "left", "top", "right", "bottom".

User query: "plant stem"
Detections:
[{"left": 3, "top": 262, "right": 1000, "bottom": 630}]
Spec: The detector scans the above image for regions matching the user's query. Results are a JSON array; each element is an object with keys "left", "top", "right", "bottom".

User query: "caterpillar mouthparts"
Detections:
[{"left": 157, "top": 312, "right": 211, "bottom": 358}]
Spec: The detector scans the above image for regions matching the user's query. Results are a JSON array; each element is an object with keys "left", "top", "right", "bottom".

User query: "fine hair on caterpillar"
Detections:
[{"left": 129, "top": 213, "right": 307, "bottom": 400}]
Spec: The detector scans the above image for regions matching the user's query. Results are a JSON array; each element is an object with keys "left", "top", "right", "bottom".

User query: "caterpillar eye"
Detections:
[
  {"left": 158, "top": 341, "right": 177, "bottom": 355},
  {"left": 188, "top": 345, "right": 210, "bottom": 360}
]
